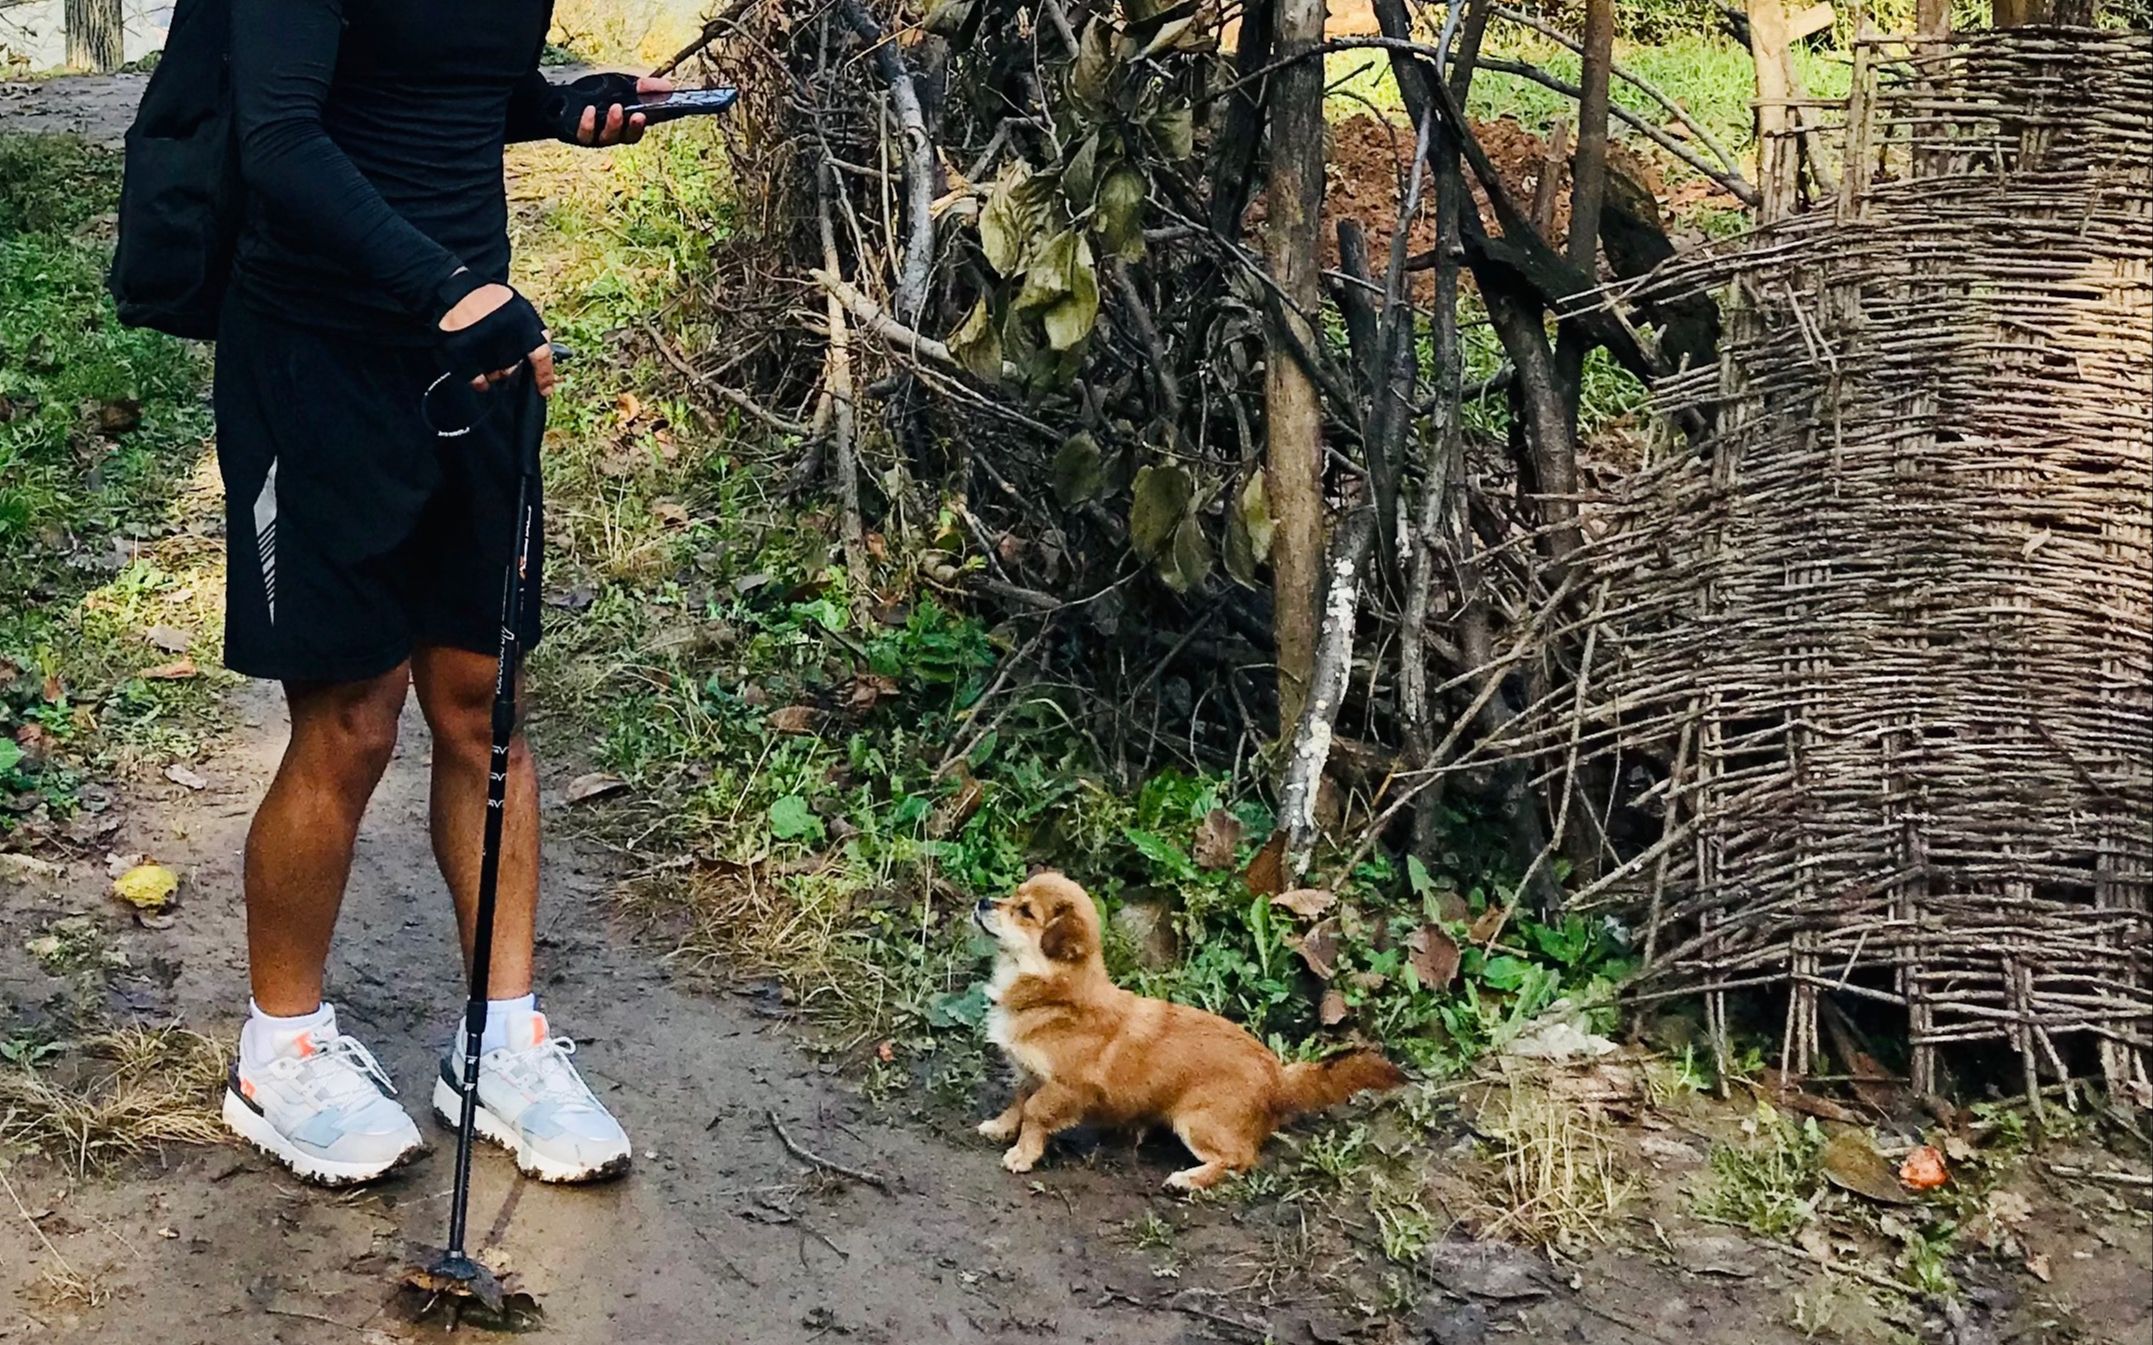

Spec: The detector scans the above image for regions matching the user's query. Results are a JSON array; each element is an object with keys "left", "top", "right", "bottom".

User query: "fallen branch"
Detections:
[
  {"left": 810, "top": 268, "right": 957, "bottom": 367},
  {"left": 816, "top": 158, "right": 871, "bottom": 592},
  {"left": 645, "top": 323, "right": 810, "bottom": 436},
  {"left": 1279, "top": 503, "right": 1378, "bottom": 868},
  {"left": 767, "top": 1110, "right": 894, "bottom": 1192},
  {"left": 836, "top": 0, "right": 936, "bottom": 325}
]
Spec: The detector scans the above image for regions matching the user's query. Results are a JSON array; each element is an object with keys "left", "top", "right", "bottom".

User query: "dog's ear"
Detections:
[{"left": 1038, "top": 905, "right": 1087, "bottom": 962}]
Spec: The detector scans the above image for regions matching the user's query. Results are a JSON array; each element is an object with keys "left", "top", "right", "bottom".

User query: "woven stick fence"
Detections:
[{"left": 1503, "top": 26, "right": 2152, "bottom": 1102}]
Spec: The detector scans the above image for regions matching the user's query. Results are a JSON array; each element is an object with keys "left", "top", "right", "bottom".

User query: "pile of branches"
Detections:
[{"left": 661, "top": 0, "right": 1734, "bottom": 888}]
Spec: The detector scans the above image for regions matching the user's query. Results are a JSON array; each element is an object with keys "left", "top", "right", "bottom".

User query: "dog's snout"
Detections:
[{"left": 974, "top": 896, "right": 992, "bottom": 913}]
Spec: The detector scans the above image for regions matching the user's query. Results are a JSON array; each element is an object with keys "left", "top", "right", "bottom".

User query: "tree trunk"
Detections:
[
  {"left": 1264, "top": 0, "right": 1328, "bottom": 730},
  {"left": 1551, "top": 0, "right": 1611, "bottom": 432},
  {"left": 1211, "top": 0, "right": 1278, "bottom": 238},
  {"left": 65, "top": 0, "right": 124, "bottom": 71}
]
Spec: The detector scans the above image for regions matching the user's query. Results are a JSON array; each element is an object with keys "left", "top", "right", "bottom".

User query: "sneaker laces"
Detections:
[
  {"left": 280, "top": 1033, "right": 398, "bottom": 1107},
  {"left": 505, "top": 1036, "right": 600, "bottom": 1110}
]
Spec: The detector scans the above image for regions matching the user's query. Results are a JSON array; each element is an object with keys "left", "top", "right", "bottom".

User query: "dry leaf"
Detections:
[
  {"left": 112, "top": 862, "right": 179, "bottom": 910},
  {"left": 1897, "top": 1144, "right": 1948, "bottom": 1192},
  {"left": 1192, "top": 808, "right": 1243, "bottom": 870},
  {"left": 616, "top": 391, "right": 643, "bottom": 424},
  {"left": 106, "top": 851, "right": 146, "bottom": 878},
  {"left": 1820, "top": 1130, "right": 1917, "bottom": 1205},
  {"left": 140, "top": 657, "right": 198, "bottom": 681},
  {"left": 1295, "top": 918, "right": 1340, "bottom": 980},
  {"left": 1272, "top": 888, "right": 1336, "bottom": 920},
  {"left": 1318, "top": 987, "right": 1349, "bottom": 1026},
  {"left": 2024, "top": 1252, "right": 2052, "bottom": 1283},
  {"left": 41, "top": 673, "right": 64, "bottom": 703},
  {"left": 1794, "top": 1223, "right": 1833, "bottom": 1261},
  {"left": 651, "top": 500, "right": 690, "bottom": 528},
  {"left": 1406, "top": 925, "right": 1462, "bottom": 989},
  {"left": 144, "top": 624, "right": 192, "bottom": 653},
  {"left": 564, "top": 771, "right": 629, "bottom": 805},
  {"left": 1984, "top": 1190, "right": 2032, "bottom": 1229},
  {"left": 1466, "top": 904, "right": 1510, "bottom": 942},
  {"left": 846, "top": 675, "right": 899, "bottom": 711},
  {"left": 931, "top": 775, "right": 987, "bottom": 838},
  {"left": 768, "top": 705, "right": 818, "bottom": 735},
  {"left": 97, "top": 398, "right": 143, "bottom": 435},
  {"left": 1242, "top": 832, "right": 1285, "bottom": 896},
  {"left": 164, "top": 763, "right": 207, "bottom": 791}
]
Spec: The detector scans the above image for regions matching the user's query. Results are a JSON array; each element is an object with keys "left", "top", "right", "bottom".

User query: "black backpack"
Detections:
[{"left": 107, "top": 0, "right": 240, "bottom": 341}]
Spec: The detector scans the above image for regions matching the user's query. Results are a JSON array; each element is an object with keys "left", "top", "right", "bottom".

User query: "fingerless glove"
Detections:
[
  {"left": 439, "top": 289, "right": 545, "bottom": 379},
  {"left": 539, "top": 73, "right": 644, "bottom": 144}
]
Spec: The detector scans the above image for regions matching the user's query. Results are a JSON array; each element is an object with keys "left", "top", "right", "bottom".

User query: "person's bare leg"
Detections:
[
  {"left": 411, "top": 644, "right": 537, "bottom": 998},
  {"left": 245, "top": 665, "right": 411, "bottom": 1015}
]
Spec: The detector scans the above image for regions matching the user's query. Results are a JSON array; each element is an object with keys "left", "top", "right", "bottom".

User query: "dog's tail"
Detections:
[{"left": 1272, "top": 1051, "right": 1406, "bottom": 1118}]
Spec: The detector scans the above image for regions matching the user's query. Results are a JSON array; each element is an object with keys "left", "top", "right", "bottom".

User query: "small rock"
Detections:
[
  {"left": 1425, "top": 1238, "right": 1548, "bottom": 1301},
  {"left": 0, "top": 852, "right": 64, "bottom": 884},
  {"left": 1667, "top": 1231, "right": 1760, "bottom": 1278},
  {"left": 1502, "top": 999, "right": 1618, "bottom": 1061},
  {"left": 1640, "top": 1134, "right": 1705, "bottom": 1166},
  {"left": 1111, "top": 896, "right": 1179, "bottom": 970},
  {"left": 1411, "top": 1299, "right": 1487, "bottom": 1345}
]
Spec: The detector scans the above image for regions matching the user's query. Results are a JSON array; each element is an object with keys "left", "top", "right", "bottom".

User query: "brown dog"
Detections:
[{"left": 973, "top": 872, "right": 1405, "bottom": 1191}]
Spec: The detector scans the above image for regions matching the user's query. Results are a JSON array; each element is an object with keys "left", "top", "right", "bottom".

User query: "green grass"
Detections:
[
  {"left": 1327, "top": 28, "right": 1853, "bottom": 172},
  {"left": 0, "top": 134, "right": 224, "bottom": 819},
  {"left": 1698, "top": 1102, "right": 1827, "bottom": 1240}
]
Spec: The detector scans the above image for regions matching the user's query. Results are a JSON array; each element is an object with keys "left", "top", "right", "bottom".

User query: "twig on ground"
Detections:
[{"left": 767, "top": 1111, "right": 894, "bottom": 1192}]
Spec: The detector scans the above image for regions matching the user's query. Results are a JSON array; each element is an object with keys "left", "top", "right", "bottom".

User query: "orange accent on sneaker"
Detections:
[
  {"left": 530, "top": 1015, "right": 546, "bottom": 1048},
  {"left": 295, "top": 1034, "right": 317, "bottom": 1059},
  {"left": 241, "top": 1078, "right": 258, "bottom": 1101}
]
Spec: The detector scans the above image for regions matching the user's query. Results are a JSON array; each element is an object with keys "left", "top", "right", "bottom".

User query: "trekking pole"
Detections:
[{"left": 404, "top": 373, "right": 544, "bottom": 1317}]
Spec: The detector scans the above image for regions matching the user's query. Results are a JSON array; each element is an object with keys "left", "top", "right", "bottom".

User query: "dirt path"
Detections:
[
  {"left": 0, "top": 73, "right": 145, "bottom": 147},
  {"left": 2, "top": 683, "right": 1222, "bottom": 1344}
]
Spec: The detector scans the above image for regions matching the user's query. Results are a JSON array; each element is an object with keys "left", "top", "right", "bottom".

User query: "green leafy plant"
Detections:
[{"left": 1699, "top": 1102, "right": 1826, "bottom": 1240}]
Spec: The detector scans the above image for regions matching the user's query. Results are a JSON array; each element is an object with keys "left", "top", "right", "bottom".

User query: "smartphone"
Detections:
[{"left": 627, "top": 87, "right": 740, "bottom": 124}]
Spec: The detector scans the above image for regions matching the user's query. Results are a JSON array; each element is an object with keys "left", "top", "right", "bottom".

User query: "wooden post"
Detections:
[
  {"left": 1263, "top": 0, "right": 1328, "bottom": 730},
  {"left": 1745, "top": 0, "right": 1797, "bottom": 221}
]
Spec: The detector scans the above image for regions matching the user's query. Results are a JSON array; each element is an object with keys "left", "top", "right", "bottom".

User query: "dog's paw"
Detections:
[
  {"left": 977, "top": 1115, "right": 1019, "bottom": 1142},
  {"left": 1164, "top": 1164, "right": 1223, "bottom": 1194},
  {"left": 1001, "top": 1146, "right": 1037, "bottom": 1174}
]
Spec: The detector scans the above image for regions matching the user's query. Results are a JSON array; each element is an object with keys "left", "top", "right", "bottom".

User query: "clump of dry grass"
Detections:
[
  {"left": 1469, "top": 1073, "right": 1636, "bottom": 1251},
  {"left": 627, "top": 860, "right": 975, "bottom": 1038},
  {"left": 0, "top": 1025, "right": 226, "bottom": 1172}
]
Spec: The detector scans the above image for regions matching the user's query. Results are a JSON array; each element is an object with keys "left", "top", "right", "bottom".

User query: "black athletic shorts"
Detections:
[{"left": 213, "top": 300, "right": 544, "bottom": 685}]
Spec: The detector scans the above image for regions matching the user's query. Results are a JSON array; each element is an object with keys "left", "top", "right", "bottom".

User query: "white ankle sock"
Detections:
[
  {"left": 480, "top": 994, "right": 539, "bottom": 1054},
  {"left": 241, "top": 999, "right": 335, "bottom": 1067}
]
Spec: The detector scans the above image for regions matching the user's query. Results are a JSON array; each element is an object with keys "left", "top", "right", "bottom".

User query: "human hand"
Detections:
[
  {"left": 439, "top": 283, "right": 554, "bottom": 397},
  {"left": 577, "top": 75, "right": 674, "bottom": 146}
]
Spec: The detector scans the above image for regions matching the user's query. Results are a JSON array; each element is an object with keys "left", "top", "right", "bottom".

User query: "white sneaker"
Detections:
[
  {"left": 222, "top": 1007, "right": 427, "bottom": 1187},
  {"left": 431, "top": 1009, "right": 632, "bottom": 1184}
]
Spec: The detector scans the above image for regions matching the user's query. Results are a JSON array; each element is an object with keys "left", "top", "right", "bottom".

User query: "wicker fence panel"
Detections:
[{"left": 1556, "top": 26, "right": 2152, "bottom": 1099}]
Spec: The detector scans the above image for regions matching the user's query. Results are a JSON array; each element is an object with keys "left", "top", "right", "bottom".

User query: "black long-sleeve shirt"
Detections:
[{"left": 229, "top": 0, "right": 557, "bottom": 343}]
